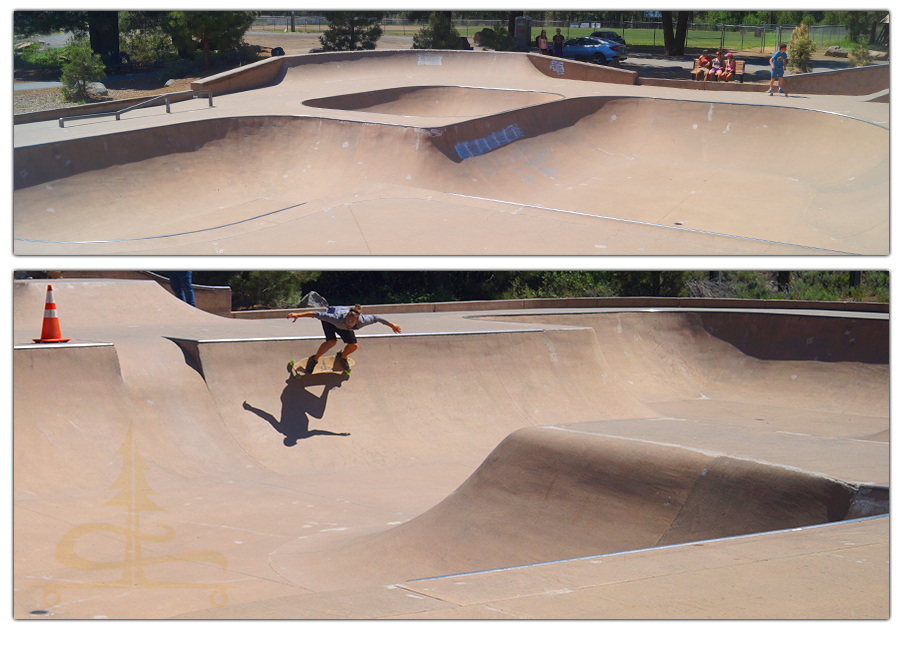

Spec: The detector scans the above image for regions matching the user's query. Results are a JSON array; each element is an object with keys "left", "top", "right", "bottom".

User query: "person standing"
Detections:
[
  {"left": 767, "top": 43, "right": 789, "bottom": 95},
  {"left": 552, "top": 28, "right": 565, "bottom": 56},
  {"left": 538, "top": 30, "right": 549, "bottom": 55},
  {"left": 169, "top": 271, "right": 195, "bottom": 306}
]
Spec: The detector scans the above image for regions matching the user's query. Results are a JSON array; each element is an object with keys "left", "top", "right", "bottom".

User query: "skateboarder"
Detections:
[
  {"left": 767, "top": 43, "right": 789, "bottom": 95},
  {"left": 288, "top": 304, "right": 402, "bottom": 373}
]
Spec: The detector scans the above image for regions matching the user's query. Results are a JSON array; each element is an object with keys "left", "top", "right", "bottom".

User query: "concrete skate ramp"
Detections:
[
  {"left": 14, "top": 96, "right": 888, "bottom": 254},
  {"left": 176, "top": 327, "right": 655, "bottom": 476},
  {"left": 271, "top": 426, "right": 862, "bottom": 591},
  {"left": 13, "top": 280, "right": 889, "bottom": 618},
  {"left": 493, "top": 311, "right": 889, "bottom": 437},
  {"left": 302, "top": 86, "right": 563, "bottom": 117}
]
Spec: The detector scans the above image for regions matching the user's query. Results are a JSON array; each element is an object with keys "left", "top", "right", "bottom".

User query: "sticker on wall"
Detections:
[
  {"left": 454, "top": 124, "right": 525, "bottom": 160},
  {"left": 418, "top": 54, "right": 443, "bottom": 65},
  {"left": 550, "top": 60, "right": 565, "bottom": 75}
]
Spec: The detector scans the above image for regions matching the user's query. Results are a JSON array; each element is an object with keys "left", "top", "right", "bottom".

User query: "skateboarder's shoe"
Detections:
[
  {"left": 766, "top": 88, "right": 773, "bottom": 94},
  {"left": 305, "top": 356, "right": 318, "bottom": 374},
  {"left": 778, "top": 88, "right": 787, "bottom": 95},
  {"left": 335, "top": 352, "right": 351, "bottom": 374}
]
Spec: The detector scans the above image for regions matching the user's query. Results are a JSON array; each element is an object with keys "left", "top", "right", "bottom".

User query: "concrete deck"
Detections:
[
  {"left": 12, "top": 50, "right": 889, "bottom": 255},
  {"left": 13, "top": 279, "right": 889, "bottom": 622}
]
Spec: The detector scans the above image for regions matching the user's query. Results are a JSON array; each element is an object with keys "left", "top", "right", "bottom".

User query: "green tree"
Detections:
[
  {"left": 413, "top": 12, "right": 465, "bottom": 49},
  {"left": 59, "top": 40, "right": 106, "bottom": 102},
  {"left": 319, "top": 12, "right": 385, "bottom": 51},
  {"left": 479, "top": 26, "right": 517, "bottom": 52},
  {"left": 14, "top": 10, "right": 120, "bottom": 57},
  {"left": 845, "top": 10, "right": 888, "bottom": 44},
  {"left": 661, "top": 11, "right": 691, "bottom": 56},
  {"left": 165, "top": 11, "right": 256, "bottom": 68},
  {"left": 788, "top": 23, "right": 816, "bottom": 73},
  {"left": 226, "top": 271, "right": 321, "bottom": 310}
]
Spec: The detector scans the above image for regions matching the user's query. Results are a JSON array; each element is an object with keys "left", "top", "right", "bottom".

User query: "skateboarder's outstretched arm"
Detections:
[{"left": 288, "top": 311, "right": 318, "bottom": 321}]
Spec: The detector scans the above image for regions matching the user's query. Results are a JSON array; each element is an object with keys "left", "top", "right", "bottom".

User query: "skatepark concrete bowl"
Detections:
[
  {"left": 301, "top": 85, "right": 565, "bottom": 116},
  {"left": 13, "top": 279, "right": 889, "bottom": 619},
  {"left": 12, "top": 49, "right": 889, "bottom": 255}
]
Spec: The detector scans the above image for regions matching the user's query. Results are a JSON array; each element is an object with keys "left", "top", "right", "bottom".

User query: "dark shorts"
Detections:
[{"left": 322, "top": 321, "right": 357, "bottom": 344}]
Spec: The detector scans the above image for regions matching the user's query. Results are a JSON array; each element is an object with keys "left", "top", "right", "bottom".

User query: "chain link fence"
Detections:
[{"left": 250, "top": 16, "right": 849, "bottom": 53}]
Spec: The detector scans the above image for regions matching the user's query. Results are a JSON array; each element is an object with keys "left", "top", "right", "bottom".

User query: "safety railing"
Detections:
[{"left": 58, "top": 89, "right": 214, "bottom": 128}]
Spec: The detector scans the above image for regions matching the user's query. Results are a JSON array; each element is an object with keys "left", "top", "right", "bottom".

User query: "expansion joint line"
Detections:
[
  {"left": 442, "top": 193, "right": 856, "bottom": 255},
  {"left": 14, "top": 201, "right": 307, "bottom": 245}
]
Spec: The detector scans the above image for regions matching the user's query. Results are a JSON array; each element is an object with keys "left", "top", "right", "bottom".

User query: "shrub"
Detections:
[
  {"left": 14, "top": 42, "right": 65, "bottom": 69},
  {"left": 788, "top": 23, "right": 815, "bottom": 73},
  {"left": 848, "top": 44, "right": 874, "bottom": 67},
  {"left": 59, "top": 41, "right": 106, "bottom": 102},
  {"left": 122, "top": 28, "right": 178, "bottom": 62},
  {"left": 479, "top": 26, "right": 517, "bottom": 52}
]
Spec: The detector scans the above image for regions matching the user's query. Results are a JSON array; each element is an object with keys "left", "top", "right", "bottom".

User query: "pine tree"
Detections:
[
  {"left": 59, "top": 40, "right": 106, "bottom": 102},
  {"left": 412, "top": 12, "right": 465, "bottom": 50},
  {"left": 166, "top": 11, "right": 256, "bottom": 68},
  {"left": 319, "top": 12, "right": 384, "bottom": 51}
]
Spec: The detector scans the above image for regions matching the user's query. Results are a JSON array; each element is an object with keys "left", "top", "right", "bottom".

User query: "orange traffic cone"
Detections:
[{"left": 33, "top": 285, "right": 70, "bottom": 343}]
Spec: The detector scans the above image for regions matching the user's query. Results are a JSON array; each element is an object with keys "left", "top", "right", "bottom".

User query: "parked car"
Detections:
[
  {"left": 561, "top": 37, "right": 621, "bottom": 65},
  {"left": 590, "top": 30, "right": 628, "bottom": 59},
  {"left": 590, "top": 30, "right": 626, "bottom": 46}
]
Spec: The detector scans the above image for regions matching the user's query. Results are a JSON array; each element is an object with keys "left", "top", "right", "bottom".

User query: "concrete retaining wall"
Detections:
[
  {"left": 781, "top": 63, "right": 889, "bottom": 96},
  {"left": 233, "top": 296, "right": 887, "bottom": 319}
]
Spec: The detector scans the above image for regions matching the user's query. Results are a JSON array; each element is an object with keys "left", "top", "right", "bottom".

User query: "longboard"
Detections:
[{"left": 289, "top": 354, "right": 355, "bottom": 377}]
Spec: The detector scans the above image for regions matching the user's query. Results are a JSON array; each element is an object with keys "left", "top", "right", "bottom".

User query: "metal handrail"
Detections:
[{"left": 58, "top": 89, "right": 214, "bottom": 128}]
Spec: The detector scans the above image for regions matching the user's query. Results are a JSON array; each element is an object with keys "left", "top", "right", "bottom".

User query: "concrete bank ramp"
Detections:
[
  {"left": 268, "top": 425, "right": 873, "bottom": 591},
  {"left": 14, "top": 96, "right": 888, "bottom": 254}
]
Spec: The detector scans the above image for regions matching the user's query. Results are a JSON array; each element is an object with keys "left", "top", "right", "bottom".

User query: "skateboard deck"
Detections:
[{"left": 289, "top": 354, "right": 355, "bottom": 377}]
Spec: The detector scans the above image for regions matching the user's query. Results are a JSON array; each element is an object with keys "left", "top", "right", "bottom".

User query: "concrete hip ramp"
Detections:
[
  {"left": 12, "top": 280, "right": 888, "bottom": 619},
  {"left": 13, "top": 49, "right": 889, "bottom": 255}
]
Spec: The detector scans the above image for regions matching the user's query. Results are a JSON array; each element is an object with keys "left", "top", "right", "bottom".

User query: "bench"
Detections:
[{"left": 690, "top": 58, "right": 744, "bottom": 83}]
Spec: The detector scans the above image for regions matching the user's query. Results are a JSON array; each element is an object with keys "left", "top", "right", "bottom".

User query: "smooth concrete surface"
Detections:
[
  {"left": 13, "top": 279, "right": 888, "bottom": 620},
  {"left": 13, "top": 49, "right": 889, "bottom": 255}
]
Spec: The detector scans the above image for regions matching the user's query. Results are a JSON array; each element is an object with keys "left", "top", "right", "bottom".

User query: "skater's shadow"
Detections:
[{"left": 243, "top": 373, "right": 350, "bottom": 446}]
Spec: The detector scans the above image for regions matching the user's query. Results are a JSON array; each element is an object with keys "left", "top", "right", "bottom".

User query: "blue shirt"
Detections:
[{"left": 771, "top": 51, "right": 787, "bottom": 70}]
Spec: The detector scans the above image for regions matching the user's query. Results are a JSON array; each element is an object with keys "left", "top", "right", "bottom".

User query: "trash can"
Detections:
[{"left": 514, "top": 15, "right": 533, "bottom": 51}]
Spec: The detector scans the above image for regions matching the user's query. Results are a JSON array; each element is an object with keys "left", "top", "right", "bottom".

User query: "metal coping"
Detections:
[
  {"left": 166, "top": 328, "right": 553, "bottom": 345},
  {"left": 14, "top": 341, "right": 113, "bottom": 350}
]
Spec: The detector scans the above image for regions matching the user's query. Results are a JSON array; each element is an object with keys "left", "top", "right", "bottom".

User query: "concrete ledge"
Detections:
[
  {"left": 191, "top": 56, "right": 285, "bottom": 95},
  {"left": 527, "top": 54, "right": 637, "bottom": 85},
  {"left": 639, "top": 78, "right": 767, "bottom": 92},
  {"left": 783, "top": 63, "right": 889, "bottom": 96},
  {"left": 14, "top": 91, "right": 209, "bottom": 125}
]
